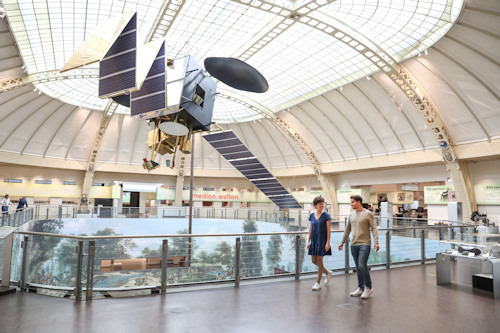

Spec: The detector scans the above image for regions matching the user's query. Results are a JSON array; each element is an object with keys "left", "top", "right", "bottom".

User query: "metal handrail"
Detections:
[{"left": 13, "top": 224, "right": 465, "bottom": 240}]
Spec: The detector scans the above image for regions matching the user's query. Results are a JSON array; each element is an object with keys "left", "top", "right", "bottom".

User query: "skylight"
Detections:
[{"left": 3, "top": 0, "right": 463, "bottom": 123}]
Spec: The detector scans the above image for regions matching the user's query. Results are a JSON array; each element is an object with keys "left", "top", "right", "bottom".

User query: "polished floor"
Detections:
[{"left": 0, "top": 264, "right": 498, "bottom": 333}]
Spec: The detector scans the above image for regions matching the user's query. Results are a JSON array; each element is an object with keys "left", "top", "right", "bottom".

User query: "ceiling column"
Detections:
[{"left": 81, "top": 100, "right": 118, "bottom": 206}]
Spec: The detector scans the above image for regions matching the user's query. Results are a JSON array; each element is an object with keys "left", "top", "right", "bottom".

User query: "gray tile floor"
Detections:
[{"left": 0, "top": 264, "right": 498, "bottom": 333}]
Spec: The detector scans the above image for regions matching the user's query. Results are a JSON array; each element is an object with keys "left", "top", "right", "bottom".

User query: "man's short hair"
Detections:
[
  {"left": 350, "top": 195, "right": 363, "bottom": 204},
  {"left": 313, "top": 196, "right": 324, "bottom": 206}
]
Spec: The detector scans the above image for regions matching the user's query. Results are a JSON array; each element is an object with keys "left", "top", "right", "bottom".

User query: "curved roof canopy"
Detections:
[
  {"left": 4, "top": 0, "right": 462, "bottom": 122},
  {"left": 0, "top": 0, "right": 499, "bottom": 172}
]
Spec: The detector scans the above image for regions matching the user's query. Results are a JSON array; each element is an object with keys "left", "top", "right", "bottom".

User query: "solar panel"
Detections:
[
  {"left": 203, "top": 130, "right": 302, "bottom": 210},
  {"left": 130, "top": 41, "right": 166, "bottom": 116},
  {"left": 99, "top": 12, "right": 137, "bottom": 99}
]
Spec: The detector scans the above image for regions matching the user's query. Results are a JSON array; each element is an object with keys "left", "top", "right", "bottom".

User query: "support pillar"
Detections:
[
  {"left": 317, "top": 173, "right": 338, "bottom": 215},
  {"left": 446, "top": 160, "right": 476, "bottom": 223},
  {"left": 174, "top": 174, "right": 184, "bottom": 207}
]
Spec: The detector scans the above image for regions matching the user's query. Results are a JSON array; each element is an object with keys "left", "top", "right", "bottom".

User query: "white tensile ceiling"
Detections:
[{"left": 0, "top": 0, "right": 499, "bottom": 173}]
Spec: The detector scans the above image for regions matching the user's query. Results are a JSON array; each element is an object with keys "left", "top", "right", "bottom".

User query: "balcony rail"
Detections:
[{"left": 0, "top": 212, "right": 479, "bottom": 301}]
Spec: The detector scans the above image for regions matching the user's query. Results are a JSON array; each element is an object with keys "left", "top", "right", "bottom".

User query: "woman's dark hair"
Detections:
[
  {"left": 313, "top": 196, "right": 324, "bottom": 206},
  {"left": 350, "top": 195, "right": 362, "bottom": 204}
]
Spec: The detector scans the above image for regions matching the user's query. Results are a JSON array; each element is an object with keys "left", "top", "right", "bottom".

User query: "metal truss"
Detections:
[
  {"left": 233, "top": 0, "right": 458, "bottom": 163},
  {"left": 146, "top": 0, "right": 187, "bottom": 42},
  {"left": 81, "top": 100, "right": 118, "bottom": 199},
  {"left": 0, "top": 68, "right": 98, "bottom": 93}
]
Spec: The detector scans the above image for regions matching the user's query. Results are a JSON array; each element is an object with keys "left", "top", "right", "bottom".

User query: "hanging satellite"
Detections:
[
  {"left": 60, "top": 10, "right": 268, "bottom": 170},
  {"left": 59, "top": 11, "right": 300, "bottom": 209}
]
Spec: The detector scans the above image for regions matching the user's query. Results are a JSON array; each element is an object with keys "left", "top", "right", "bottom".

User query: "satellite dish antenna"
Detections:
[
  {"left": 159, "top": 121, "right": 189, "bottom": 136},
  {"left": 204, "top": 57, "right": 268, "bottom": 93}
]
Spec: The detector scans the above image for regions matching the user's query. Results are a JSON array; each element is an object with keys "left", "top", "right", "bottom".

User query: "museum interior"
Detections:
[{"left": 0, "top": 0, "right": 499, "bottom": 332}]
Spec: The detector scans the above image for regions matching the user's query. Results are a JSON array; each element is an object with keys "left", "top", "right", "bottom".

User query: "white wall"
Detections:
[
  {"left": 335, "top": 164, "right": 449, "bottom": 187},
  {"left": 468, "top": 159, "right": 500, "bottom": 223},
  {"left": 427, "top": 205, "right": 449, "bottom": 224}
]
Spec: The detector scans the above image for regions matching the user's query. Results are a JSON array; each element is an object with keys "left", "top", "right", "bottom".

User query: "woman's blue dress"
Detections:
[{"left": 308, "top": 212, "right": 332, "bottom": 256}]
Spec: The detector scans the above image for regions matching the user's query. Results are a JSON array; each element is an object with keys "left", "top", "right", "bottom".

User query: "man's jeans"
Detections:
[{"left": 351, "top": 245, "right": 371, "bottom": 290}]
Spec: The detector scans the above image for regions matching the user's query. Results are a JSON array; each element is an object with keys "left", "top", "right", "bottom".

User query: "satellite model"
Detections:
[{"left": 61, "top": 11, "right": 302, "bottom": 209}]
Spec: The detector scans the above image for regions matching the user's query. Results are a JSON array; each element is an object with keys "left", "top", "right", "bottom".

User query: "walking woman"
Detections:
[{"left": 307, "top": 196, "right": 333, "bottom": 290}]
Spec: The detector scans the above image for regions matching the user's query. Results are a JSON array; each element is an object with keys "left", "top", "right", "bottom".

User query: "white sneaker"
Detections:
[
  {"left": 361, "top": 287, "right": 373, "bottom": 299},
  {"left": 324, "top": 271, "right": 333, "bottom": 285},
  {"left": 350, "top": 288, "right": 363, "bottom": 297},
  {"left": 312, "top": 282, "right": 321, "bottom": 291}
]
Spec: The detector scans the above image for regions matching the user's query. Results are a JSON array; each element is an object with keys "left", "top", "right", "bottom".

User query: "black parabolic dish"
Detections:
[
  {"left": 204, "top": 57, "right": 268, "bottom": 93},
  {"left": 112, "top": 94, "right": 130, "bottom": 107}
]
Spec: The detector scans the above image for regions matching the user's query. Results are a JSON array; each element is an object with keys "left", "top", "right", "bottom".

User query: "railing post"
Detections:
[
  {"left": 295, "top": 235, "right": 301, "bottom": 280},
  {"left": 386, "top": 231, "right": 391, "bottom": 269},
  {"left": 421, "top": 230, "right": 426, "bottom": 264},
  {"left": 58, "top": 205, "right": 62, "bottom": 219},
  {"left": 75, "top": 240, "right": 84, "bottom": 301},
  {"left": 86, "top": 240, "right": 95, "bottom": 301},
  {"left": 20, "top": 236, "right": 29, "bottom": 291},
  {"left": 247, "top": 210, "right": 251, "bottom": 220},
  {"left": 235, "top": 237, "right": 241, "bottom": 288},
  {"left": 298, "top": 212, "right": 302, "bottom": 227},
  {"left": 161, "top": 239, "right": 168, "bottom": 294},
  {"left": 344, "top": 238, "right": 350, "bottom": 273},
  {"left": 413, "top": 221, "right": 417, "bottom": 238},
  {"left": 46, "top": 207, "right": 49, "bottom": 219},
  {"left": 265, "top": 211, "right": 268, "bottom": 222}
]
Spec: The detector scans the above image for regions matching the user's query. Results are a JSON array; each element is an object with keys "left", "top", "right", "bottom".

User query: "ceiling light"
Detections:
[
  {"left": 0, "top": 7, "right": 6, "bottom": 19},
  {"left": 424, "top": 49, "right": 429, "bottom": 55}
]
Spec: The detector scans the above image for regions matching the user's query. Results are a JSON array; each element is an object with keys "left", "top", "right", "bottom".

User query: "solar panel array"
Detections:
[
  {"left": 99, "top": 12, "right": 137, "bottom": 98},
  {"left": 130, "top": 41, "right": 166, "bottom": 116},
  {"left": 203, "top": 131, "right": 302, "bottom": 209}
]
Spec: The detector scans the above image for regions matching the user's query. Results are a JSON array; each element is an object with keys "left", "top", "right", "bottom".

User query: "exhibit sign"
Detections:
[
  {"left": 387, "top": 191, "right": 415, "bottom": 204},
  {"left": 156, "top": 188, "right": 325, "bottom": 204},
  {"left": 336, "top": 189, "right": 370, "bottom": 204},
  {"left": 474, "top": 184, "right": 500, "bottom": 205},
  {"left": 370, "top": 191, "right": 415, "bottom": 204},
  {"left": 424, "top": 186, "right": 455, "bottom": 204}
]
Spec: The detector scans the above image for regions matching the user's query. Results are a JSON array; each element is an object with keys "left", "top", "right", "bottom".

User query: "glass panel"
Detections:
[{"left": 92, "top": 236, "right": 160, "bottom": 289}]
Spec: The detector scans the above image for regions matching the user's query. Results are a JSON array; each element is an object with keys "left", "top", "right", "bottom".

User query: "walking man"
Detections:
[{"left": 338, "top": 195, "right": 379, "bottom": 299}]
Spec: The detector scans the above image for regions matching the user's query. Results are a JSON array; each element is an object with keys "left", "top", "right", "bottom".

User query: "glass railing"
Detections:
[
  {"left": 1, "top": 208, "right": 34, "bottom": 227},
  {"left": 2, "top": 219, "right": 473, "bottom": 301}
]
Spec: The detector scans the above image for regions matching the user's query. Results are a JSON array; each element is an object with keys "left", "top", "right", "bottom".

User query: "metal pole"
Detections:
[
  {"left": 75, "top": 240, "right": 84, "bottom": 301},
  {"left": 344, "top": 238, "right": 350, "bottom": 273},
  {"left": 295, "top": 235, "right": 301, "bottom": 280},
  {"left": 235, "top": 237, "right": 241, "bottom": 288},
  {"left": 386, "top": 231, "right": 391, "bottom": 269},
  {"left": 161, "top": 239, "right": 168, "bottom": 294},
  {"left": 421, "top": 230, "right": 426, "bottom": 264},
  {"left": 86, "top": 240, "right": 95, "bottom": 301},
  {"left": 20, "top": 236, "right": 29, "bottom": 291},
  {"left": 188, "top": 134, "right": 195, "bottom": 267}
]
